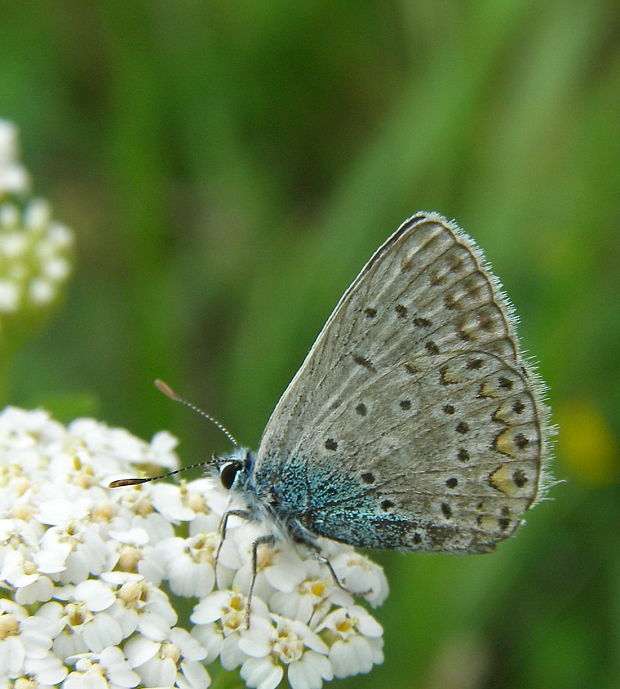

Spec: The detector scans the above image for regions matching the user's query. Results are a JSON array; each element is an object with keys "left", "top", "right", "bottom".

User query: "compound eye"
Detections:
[{"left": 219, "top": 461, "right": 241, "bottom": 490}]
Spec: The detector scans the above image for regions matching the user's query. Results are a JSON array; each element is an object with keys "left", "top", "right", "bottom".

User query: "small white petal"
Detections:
[
  {"left": 167, "top": 553, "right": 215, "bottom": 598},
  {"left": 356, "top": 612, "right": 383, "bottom": 638},
  {"left": 220, "top": 634, "right": 245, "bottom": 671},
  {"left": 150, "top": 483, "right": 195, "bottom": 521},
  {"left": 0, "top": 599, "right": 27, "bottom": 617},
  {"left": 0, "top": 635, "right": 25, "bottom": 675},
  {"left": 288, "top": 651, "right": 333, "bottom": 689},
  {"left": 37, "top": 498, "right": 89, "bottom": 526},
  {"left": 108, "top": 527, "right": 149, "bottom": 547},
  {"left": 137, "top": 548, "right": 166, "bottom": 585},
  {"left": 14, "top": 576, "right": 54, "bottom": 605},
  {"left": 190, "top": 591, "right": 231, "bottom": 625},
  {"left": 135, "top": 655, "right": 177, "bottom": 687},
  {"left": 27, "top": 651, "right": 69, "bottom": 685},
  {"left": 294, "top": 628, "right": 328, "bottom": 655},
  {"left": 100, "top": 646, "right": 140, "bottom": 687},
  {"left": 180, "top": 659, "right": 211, "bottom": 689},
  {"left": 34, "top": 540, "right": 72, "bottom": 573},
  {"left": 108, "top": 602, "right": 138, "bottom": 639},
  {"left": 169, "top": 627, "right": 207, "bottom": 662},
  {"left": 74, "top": 580, "right": 115, "bottom": 612},
  {"left": 237, "top": 616, "right": 274, "bottom": 657},
  {"left": 241, "top": 656, "right": 284, "bottom": 689},
  {"left": 263, "top": 549, "right": 306, "bottom": 592},
  {"left": 190, "top": 625, "right": 223, "bottom": 664},
  {"left": 136, "top": 610, "right": 175, "bottom": 642},
  {"left": 18, "top": 618, "right": 54, "bottom": 659},
  {"left": 36, "top": 600, "right": 64, "bottom": 622},
  {"left": 133, "top": 512, "right": 175, "bottom": 543},
  {"left": 53, "top": 628, "right": 88, "bottom": 659},
  {"left": 1, "top": 549, "right": 38, "bottom": 587},
  {"left": 369, "top": 636, "right": 384, "bottom": 665},
  {"left": 82, "top": 613, "right": 123, "bottom": 652},
  {"left": 64, "top": 670, "right": 108, "bottom": 689},
  {"left": 329, "top": 636, "right": 373, "bottom": 678},
  {"left": 124, "top": 636, "right": 159, "bottom": 668}
]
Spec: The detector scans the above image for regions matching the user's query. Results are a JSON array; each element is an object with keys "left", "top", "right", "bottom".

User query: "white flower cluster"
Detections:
[
  {"left": 0, "top": 200, "right": 73, "bottom": 315},
  {"left": 0, "top": 119, "right": 74, "bottom": 348},
  {"left": 0, "top": 407, "right": 388, "bottom": 689},
  {"left": 0, "top": 120, "right": 29, "bottom": 197}
]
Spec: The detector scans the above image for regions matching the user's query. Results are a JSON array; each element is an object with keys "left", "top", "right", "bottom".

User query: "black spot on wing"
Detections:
[{"left": 352, "top": 353, "right": 377, "bottom": 373}]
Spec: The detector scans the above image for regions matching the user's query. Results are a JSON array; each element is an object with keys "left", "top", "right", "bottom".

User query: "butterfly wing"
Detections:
[{"left": 254, "top": 212, "right": 549, "bottom": 552}]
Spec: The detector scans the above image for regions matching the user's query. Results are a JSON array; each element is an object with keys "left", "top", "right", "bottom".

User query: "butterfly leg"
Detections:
[
  {"left": 216, "top": 509, "right": 276, "bottom": 628},
  {"left": 315, "top": 550, "right": 373, "bottom": 597},
  {"left": 246, "top": 534, "right": 276, "bottom": 628},
  {"left": 289, "top": 522, "right": 354, "bottom": 595},
  {"left": 315, "top": 553, "right": 349, "bottom": 592},
  {"left": 215, "top": 509, "right": 253, "bottom": 568}
]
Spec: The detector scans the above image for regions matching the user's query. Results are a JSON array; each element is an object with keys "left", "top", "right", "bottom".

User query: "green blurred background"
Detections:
[{"left": 1, "top": 1, "right": 619, "bottom": 687}]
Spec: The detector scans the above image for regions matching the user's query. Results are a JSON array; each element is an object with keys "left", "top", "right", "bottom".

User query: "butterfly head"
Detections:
[{"left": 217, "top": 447, "right": 253, "bottom": 492}]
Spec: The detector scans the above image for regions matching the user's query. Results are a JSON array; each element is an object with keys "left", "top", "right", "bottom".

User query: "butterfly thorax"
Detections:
[
  {"left": 221, "top": 448, "right": 322, "bottom": 548},
  {"left": 218, "top": 448, "right": 306, "bottom": 546}
]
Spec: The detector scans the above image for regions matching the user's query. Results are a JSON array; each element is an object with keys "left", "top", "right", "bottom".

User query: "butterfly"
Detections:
[{"left": 113, "top": 211, "right": 550, "bottom": 587}]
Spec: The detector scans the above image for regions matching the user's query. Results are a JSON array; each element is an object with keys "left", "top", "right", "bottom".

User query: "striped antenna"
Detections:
[
  {"left": 108, "top": 379, "right": 238, "bottom": 489},
  {"left": 109, "top": 459, "right": 216, "bottom": 487},
  {"left": 154, "top": 379, "right": 239, "bottom": 447}
]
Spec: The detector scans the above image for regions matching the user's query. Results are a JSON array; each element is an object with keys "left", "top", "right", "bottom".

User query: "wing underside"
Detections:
[{"left": 255, "top": 212, "right": 549, "bottom": 552}]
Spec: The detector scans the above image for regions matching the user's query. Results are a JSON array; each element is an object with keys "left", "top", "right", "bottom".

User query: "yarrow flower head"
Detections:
[
  {"left": 0, "top": 119, "right": 74, "bottom": 354},
  {"left": 0, "top": 406, "right": 388, "bottom": 688}
]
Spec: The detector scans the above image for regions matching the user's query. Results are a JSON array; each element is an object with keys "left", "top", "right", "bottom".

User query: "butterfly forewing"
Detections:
[{"left": 255, "top": 212, "right": 548, "bottom": 552}]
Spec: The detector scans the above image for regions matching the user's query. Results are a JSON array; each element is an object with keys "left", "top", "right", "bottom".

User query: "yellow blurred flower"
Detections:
[{"left": 556, "top": 397, "right": 618, "bottom": 484}]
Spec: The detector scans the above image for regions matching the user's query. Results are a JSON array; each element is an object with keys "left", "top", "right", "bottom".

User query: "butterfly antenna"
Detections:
[
  {"left": 109, "top": 459, "right": 216, "bottom": 488},
  {"left": 154, "top": 379, "right": 239, "bottom": 448},
  {"left": 108, "top": 380, "right": 239, "bottom": 489}
]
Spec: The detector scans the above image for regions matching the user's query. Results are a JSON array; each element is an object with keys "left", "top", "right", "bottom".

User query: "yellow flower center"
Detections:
[
  {"left": 160, "top": 642, "right": 180, "bottom": 663},
  {"left": 273, "top": 628, "right": 304, "bottom": 664},
  {"left": 0, "top": 613, "right": 19, "bottom": 640},
  {"left": 118, "top": 545, "right": 141, "bottom": 572}
]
